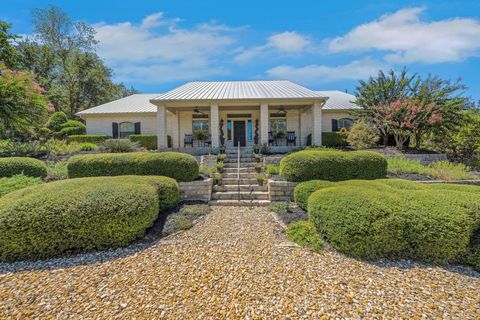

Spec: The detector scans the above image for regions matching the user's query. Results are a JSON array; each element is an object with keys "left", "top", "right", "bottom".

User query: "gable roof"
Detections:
[
  {"left": 316, "top": 90, "right": 359, "bottom": 110},
  {"left": 152, "top": 80, "right": 326, "bottom": 102},
  {"left": 77, "top": 94, "right": 159, "bottom": 115}
]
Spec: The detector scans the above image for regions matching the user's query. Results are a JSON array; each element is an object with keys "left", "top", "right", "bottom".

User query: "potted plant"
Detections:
[
  {"left": 213, "top": 172, "right": 222, "bottom": 185},
  {"left": 256, "top": 173, "right": 267, "bottom": 186},
  {"left": 254, "top": 153, "right": 262, "bottom": 163},
  {"left": 274, "top": 130, "right": 286, "bottom": 139},
  {"left": 253, "top": 144, "right": 260, "bottom": 154},
  {"left": 255, "top": 162, "right": 262, "bottom": 173},
  {"left": 216, "top": 161, "right": 224, "bottom": 173},
  {"left": 217, "top": 153, "right": 226, "bottom": 162},
  {"left": 219, "top": 145, "right": 226, "bottom": 154},
  {"left": 194, "top": 130, "right": 207, "bottom": 141}
]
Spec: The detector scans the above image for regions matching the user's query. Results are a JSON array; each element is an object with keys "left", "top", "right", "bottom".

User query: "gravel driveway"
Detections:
[{"left": 1, "top": 206, "right": 479, "bottom": 319}]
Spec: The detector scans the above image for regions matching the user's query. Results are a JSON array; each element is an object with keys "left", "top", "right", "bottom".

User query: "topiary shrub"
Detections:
[
  {"left": 67, "top": 134, "right": 108, "bottom": 143},
  {"left": 129, "top": 135, "right": 157, "bottom": 150},
  {"left": 0, "top": 157, "right": 47, "bottom": 178},
  {"left": 67, "top": 152, "right": 199, "bottom": 182},
  {"left": 280, "top": 149, "right": 387, "bottom": 182},
  {"left": 294, "top": 180, "right": 334, "bottom": 210},
  {"left": 46, "top": 112, "right": 68, "bottom": 132},
  {"left": 0, "top": 177, "right": 163, "bottom": 261},
  {"left": 307, "top": 179, "right": 480, "bottom": 265}
]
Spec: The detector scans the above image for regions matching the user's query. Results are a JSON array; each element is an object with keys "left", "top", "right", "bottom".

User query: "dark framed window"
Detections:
[
  {"left": 119, "top": 122, "right": 135, "bottom": 138},
  {"left": 270, "top": 118, "right": 287, "bottom": 133},
  {"left": 338, "top": 118, "right": 353, "bottom": 130}
]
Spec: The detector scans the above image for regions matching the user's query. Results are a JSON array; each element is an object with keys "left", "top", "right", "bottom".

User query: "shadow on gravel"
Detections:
[{"left": 0, "top": 201, "right": 210, "bottom": 275}]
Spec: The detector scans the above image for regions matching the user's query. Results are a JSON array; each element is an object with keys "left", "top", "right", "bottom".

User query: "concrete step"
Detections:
[
  {"left": 222, "top": 178, "right": 260, "bottom": 185},
  {"left": 223, "top": 172, "right": 258, "bottom": 179},
  {"left": 209, "top": 200, "right": 271, "bottom": 207},
  {"left": 223, "top": 167, "right": 256, "bottom": 173},
  {"left": 224, "top": 158, "right": 256, "bottom": 163},
  {"left": 224, "top": 162, "right": 257, "bottom": 168},
  {"left": 213, "top": 184, "right": 268, "bottom": 192},
  {"left": 212, "top": 191, "right": 269, "bottom": 200}
]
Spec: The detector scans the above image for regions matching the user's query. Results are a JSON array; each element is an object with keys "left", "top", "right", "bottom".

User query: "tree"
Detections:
[
  {"left": 0, "top": 21, "right": 21, "bottom": 69},
  {"left": 347, "top": 120, "right": 379, "bottom": 149},
  {"left": 0, "top": 64, "right": 48, "bottom": 138},
  {"left": 17, "top": 5, "right": 134, "bottom": 117},
  {"left": 354, "top": 69, "right": 414, "bottom": 146}
]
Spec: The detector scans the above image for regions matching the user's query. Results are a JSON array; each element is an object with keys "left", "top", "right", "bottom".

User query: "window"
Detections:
[
  {"left": 338, "top": 118, "right": 353, "bottom": 130},
  {"left": 119, "top": 122, "right": 135, "bottom": 138},
  {"left": 270, "top": 118, "right": 287, "bottom": 134},
  {"left": 192, "top": 120, "right": 209, "bottom": 140}
]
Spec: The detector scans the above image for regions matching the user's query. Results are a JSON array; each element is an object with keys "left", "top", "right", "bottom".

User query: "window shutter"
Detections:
[
  {"left": 112, "top": 122, "right": 119, "bottom": 138},
  {"left": 331, "top": 119, "right": 339, "bottom": 132},
  {"left": 134, "top": 122, "right": 141, "bottom": 134}
]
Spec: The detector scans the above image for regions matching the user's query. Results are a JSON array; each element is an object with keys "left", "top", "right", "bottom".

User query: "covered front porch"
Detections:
[{"left": 155, "top": 102, "right": 325, "bottom": 152}]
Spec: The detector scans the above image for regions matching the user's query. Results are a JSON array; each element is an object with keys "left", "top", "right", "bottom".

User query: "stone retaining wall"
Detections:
[
  {"left": 419, "top": 180, "right": 480, "bottom": 186},
  {"left": 268, "top": 179, "right": 298, "bottom": 201},
  {"left": 179, "top": 178, "right": 213, "bottom": 201},
  {"left": 201, "top": 155, "right": 217, "bottom": 167},
  {"left": 264, "top": 155, "right": 284, "bottom": 165}
]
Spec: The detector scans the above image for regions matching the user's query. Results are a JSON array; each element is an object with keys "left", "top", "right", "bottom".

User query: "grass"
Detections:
[
  {"left": 45, "top": 160, "right": 69, "bottom": 181},
  {"left": 265, "top": 164, "right": 280, "bottom": 175},
  {"left": 387, "top": 157, "right": 476, "bottom": 181},
  {"left": 0, "top": 174, "right": 42, "bottom": 197}
]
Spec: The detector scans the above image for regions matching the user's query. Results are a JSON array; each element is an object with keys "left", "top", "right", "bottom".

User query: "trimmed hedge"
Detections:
[
  {"left": 294, "top": 180, "right": 334, "bottom": 210},
  {"left": 280, "top": 149, "right": 387, "bottom": 182},
  {"left": 129, "top": 135, "right": 157, "bottom": 150},
  {"left": 0, "top": 176, "right": 179, "bottom": 261},
  {"left": 0, "top": 157, "right": 47, "bottom": 178},
  {"left": 0, "top": 175, "right": 42, "bottom": 197},
  {"left": 322, "top": 132, "right": 348, "bottom": 147},
  {"left": 307, "top": 179, "right": 480, "bottom": 267},
  {"left": 67, "top": 152, "right": 199, "bottom": 182},
  {"left": 67, "top": 134, "right": 108, "bottom": 143}
]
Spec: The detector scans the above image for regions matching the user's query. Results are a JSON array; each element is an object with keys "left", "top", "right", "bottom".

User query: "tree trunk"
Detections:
[
  {"left": 414, "top": 132, "right": 421, "bottom": 150},
  {"left": 383, "top": 134, "right": 389, "bottom": 147}
]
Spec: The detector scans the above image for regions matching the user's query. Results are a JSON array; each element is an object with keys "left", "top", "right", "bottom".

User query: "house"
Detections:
[{"left": 77, "top": 80, "right": 359, "bottom": 151}]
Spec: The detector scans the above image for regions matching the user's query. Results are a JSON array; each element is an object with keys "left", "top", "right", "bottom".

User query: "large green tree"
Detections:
[
  {"left": 0, "top": 21, "right": 21, "bottom": 69},
  {"left": 17, "top": 5, "right": 135, "bottom": 117}
]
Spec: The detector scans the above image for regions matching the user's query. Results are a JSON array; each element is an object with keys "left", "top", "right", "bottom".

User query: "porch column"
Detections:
[
  {"left": 157, "top": 105, "right": 168, "bottom": 149},
  {"left": 260, "top": 103, "right": 269, "bottom": 145},
  {"left": 312, "top": 102, "right": 322, "bottom": 146},
  {"left": 210, "top": 104, "right": 219, "bottom": 148}
]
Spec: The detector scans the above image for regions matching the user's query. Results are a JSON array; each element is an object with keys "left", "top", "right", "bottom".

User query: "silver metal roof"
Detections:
[
  {"left": 316, "top": 90, "right": 359, "bottom": 110},
  {"left": 77, "top": 94, "right": 159, "bottom": 115},
  {"left": 153, "top": 80, "right": 326, "bottom": 101}
]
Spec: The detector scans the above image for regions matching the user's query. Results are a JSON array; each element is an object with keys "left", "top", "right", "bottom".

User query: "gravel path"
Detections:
[{"left": 1, "top": 206, "right": 479, "bottom": 319}]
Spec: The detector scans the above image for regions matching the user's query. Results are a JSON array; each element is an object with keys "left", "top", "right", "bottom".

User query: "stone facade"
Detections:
[
  {"left": 267, "top": 179, "right": 298, "bottom": 201},
  {"left": 179, "top": 178, "right": 213, "bottom": 201}
]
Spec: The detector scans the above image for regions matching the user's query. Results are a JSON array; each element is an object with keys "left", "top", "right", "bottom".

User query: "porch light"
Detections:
[{"left": 277, "top": 106, "right": 287, "bottom": 115}]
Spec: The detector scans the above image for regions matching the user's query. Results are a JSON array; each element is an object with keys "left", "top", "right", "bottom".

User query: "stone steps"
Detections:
[
  {"left": 222, "top": 172, "right": 258, "bottom": 179},
  {"left": 222, "top": 178, "right": 259, "bottom": 185},
  {"left": 211, "top": 191, "right": 269, "bottom": 200},
  {"left": 209, "top": 200, "right": 271, "bottom": 207},
  {"left": 213, "top": 184, "right": 268, "bottom": 192},
  {"left": 223, "top": 167, "right": 256, "bottom": 173},
  {"left": 224, "top": 162, "right": 256, "bottom": 168}
]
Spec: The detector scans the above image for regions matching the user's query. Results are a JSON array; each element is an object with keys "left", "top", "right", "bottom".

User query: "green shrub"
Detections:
[
  {"left": 179, "top": 204, "right": 210, "bottom": 217},
  {"left": 54, "top": 126, "right": 86, "bottom": 139},
  {"left": 322, "top": 132, "right": 348, "bottom": 147},
  {"left": 45, "top": 161, "right": 68, "bottom": 182},
  {"left": 60, "top": 120, "right": 85, "bottom": 129},
  {"left": 46, "top": 112, "right": 68, "bottom": 132},
  {"left": 0, "top": 175, "right": 42, "bottom": 197},
  {"left": 45, "top": 139, "right": 82, "bottom": 156},
  {"left": 67, "top": 134, "right": 108, "bottom": 143},
  {"left": 265, "top": 164, "right": 279, "bottom": 175},
  {"left": 67, "top": 152, "right": 199, "bottom": 182},
  {"left": 347, "top": 120, "right": 379, "bottom": 149},
  {"left": 294, "top": 180, "right": 334, "bottom": 210},
  {"left": 102, "top": 139, "right": 139, "bottom": 152},
  {"left": 129, "top": 135, "right": 157, "bottom": 150},
  {"left": 199, "top": 165, "right": 214, "bottom": 177},
  {"left": 280, "top": 149, "right": 387, "bottom": 182},
  {"left": 387, "top": 157, "right": 430, "bottom": 176},
  {"left": 79, "top": 142, "right": 97, "bottom": 151},
  {"left": 0, "top": 176, "right": 170, "bottom": 261},
  {"left": 286, "top": 221, "right": 323, "bottom": 253},
  {"left": 0, "top": 157, "right": 47, "bottom": 178},
  {"left": 0, "top": 140, "right": 48, "bottom": 157},
  {"left": 308, "top": 179, "right": 480, "bottom": 265}
]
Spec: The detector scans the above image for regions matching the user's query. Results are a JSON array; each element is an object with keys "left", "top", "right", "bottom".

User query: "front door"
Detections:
[{"left": 233, "top": 121, "right": 246, "bottom": 147}]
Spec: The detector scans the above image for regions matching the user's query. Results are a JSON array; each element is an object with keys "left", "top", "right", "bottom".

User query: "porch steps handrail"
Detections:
[{"left": 237, "top": 142, "right": 240, "bottom": 201}]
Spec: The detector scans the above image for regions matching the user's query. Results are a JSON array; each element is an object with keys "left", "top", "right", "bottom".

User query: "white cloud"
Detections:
[
  {"left": 94, "top": 12, "right": 238, "bottom": 82},
  {"left": 327, "top": 7, "right": 480, "bottom": 64},
  {"left": 265, "top": 58, "right": 386, "bottom": 84},
  {"left": 234, "top": 31, "right": 311, "bottom": 63}
]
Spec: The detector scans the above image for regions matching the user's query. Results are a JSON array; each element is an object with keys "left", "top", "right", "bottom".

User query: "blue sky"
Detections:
[{"left": 2, "top": 0, "right": 480, "bottom": 100}]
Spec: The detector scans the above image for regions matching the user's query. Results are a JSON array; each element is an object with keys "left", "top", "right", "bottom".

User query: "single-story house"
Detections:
[{"left": 77, "top": 80, "right": 359, "bottom": 150}]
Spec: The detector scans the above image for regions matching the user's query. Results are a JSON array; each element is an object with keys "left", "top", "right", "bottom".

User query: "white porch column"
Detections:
[
  {"left": 260, "top": 103, "right": 269, "bottom": 145},
  {"left": 312, "top": 102, "right": 323, "bottom": 146},
  {"left": 157, "top": 105, "right": 168, "bottom": 149},
  {"left": 210, "top": 104, "right": 219, "bottom": 148}
]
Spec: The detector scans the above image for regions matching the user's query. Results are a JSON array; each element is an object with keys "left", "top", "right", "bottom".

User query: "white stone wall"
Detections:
[{"left": 84, "top": 114, "right": 160, "bottom": 136}]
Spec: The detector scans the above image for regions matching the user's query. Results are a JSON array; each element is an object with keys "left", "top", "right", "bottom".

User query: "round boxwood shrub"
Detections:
[
  {"left": 280, "top": 149, "right": 387, "bottom": 182},
  {"left": 67, "top": 152, "right": 199, "bottom": 182},
  {"left": 0, "top": 157, "right": 47, "bottom": 178},
  {"left": 308, "top": 179, "right": 480, "bottom": 265},
  {"left": 0, "top": 175, "right": 180, "bottom": 262},
  {"left": 294, "top": 180, "right": 334, "bottom": 210}
]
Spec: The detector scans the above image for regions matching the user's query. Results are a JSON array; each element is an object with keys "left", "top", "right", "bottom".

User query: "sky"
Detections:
[{"left": 2, "top": 0, "right": 480, "bottom": 100}]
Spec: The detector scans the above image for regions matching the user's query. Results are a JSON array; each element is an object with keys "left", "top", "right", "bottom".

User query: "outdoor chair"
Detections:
[
  {"left": 204, "top": 135, "right": 212, "bottom": 147},
  {"left": 286, "top": 131, "right": 297, "bottom": 146},
  {"left": 184, "top": 134, "right": 193, "bottom": 147},
  {"left": 268, "top": 131, "right": 275, "bottom": 146}
]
